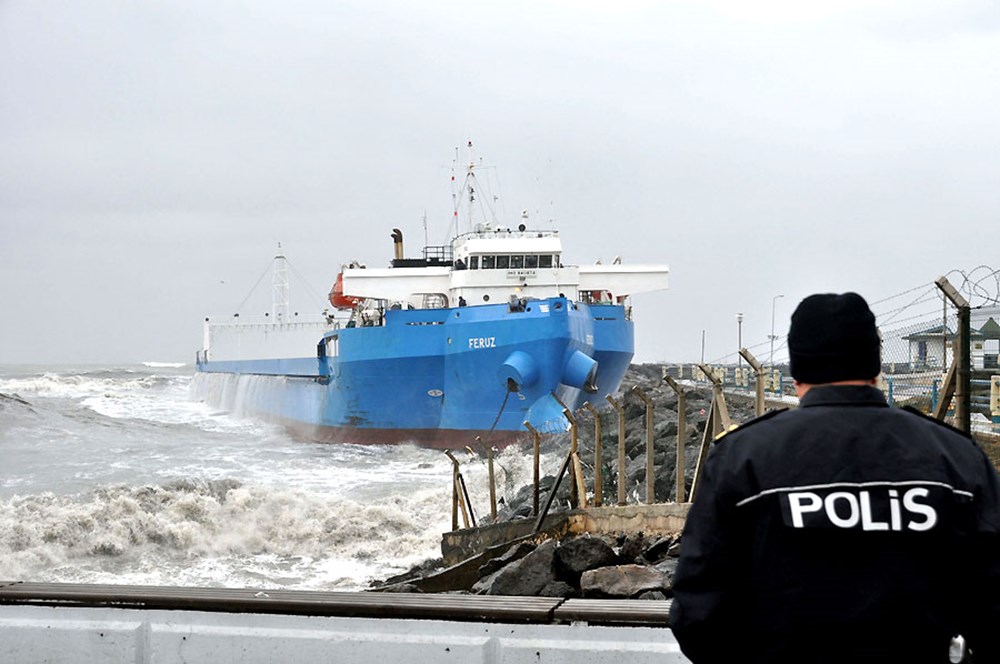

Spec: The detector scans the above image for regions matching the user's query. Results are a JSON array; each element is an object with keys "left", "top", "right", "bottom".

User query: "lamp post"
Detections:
[
  {"left": 736, "top": 313, "right": 744, "bottom": 368},
  {"left": 769, "top": 295, "right": 784, "bottom": 368}
]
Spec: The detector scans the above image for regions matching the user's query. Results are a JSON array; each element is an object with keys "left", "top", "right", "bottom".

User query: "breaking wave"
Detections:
[{"left": 0, "top": 478, "right": 452, "bottom": 590}]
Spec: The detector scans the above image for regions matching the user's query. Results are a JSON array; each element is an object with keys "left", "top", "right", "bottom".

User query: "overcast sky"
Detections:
[{"left": 2, "top": 0, "right": 998, "bottom": 365}]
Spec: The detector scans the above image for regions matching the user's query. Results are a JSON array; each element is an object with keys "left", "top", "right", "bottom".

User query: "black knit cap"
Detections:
[{"left": 787, "top": 292, "right": 881, "bottom": 384}]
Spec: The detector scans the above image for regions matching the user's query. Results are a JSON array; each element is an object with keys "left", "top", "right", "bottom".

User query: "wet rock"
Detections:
[
  {"left": 380, "top": 583, "right": 423, "bottom": 593},
  {"left": 580, "top": 564, "right": 668, "bottom": 598},
  {"left": 618, "top": 532, "right": 649, "bottom": 563},
  {"left": 556, "top": 535, "right": 618, "bottom": 580},
  {"left": 642, "top": 536, "right": 676, "bottom": 564},
  {"left": 483, "top": 540, "right": 558, "bottom": 596},
  {"left": 478, "top": 541, "right": 536, "bottom": 578},
  {"left": 654, "top": 558, "right": 679, "bottom": 587},
  {"left": 539, "top": 580, "right": 577, "bottom": 598}
]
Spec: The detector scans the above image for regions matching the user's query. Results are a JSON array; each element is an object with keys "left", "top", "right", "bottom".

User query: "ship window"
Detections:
[
  {"left": 525, "top": 254, "right": 538, "bottom": 268},
  {"left": 469, "top": 256, "right": 479, "bottom": 270},
  {"left": 539, "top": 255, "right": 553, "bottom": 268},
  {"left": 496, "top": 255, "right": 510, "bottom": 269},
  {"left": 482, "top": 255, "right": 496, "bottom": 269},
  {"left": 510, "top": 255, "right": 524, "bottom": 269}
]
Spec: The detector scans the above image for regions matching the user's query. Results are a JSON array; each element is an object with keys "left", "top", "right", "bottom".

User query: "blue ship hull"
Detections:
[{"left": 196, "top": 297, "right": 634, "bottom": 448}]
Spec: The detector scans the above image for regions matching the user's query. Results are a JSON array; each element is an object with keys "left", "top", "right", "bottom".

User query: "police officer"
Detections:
[{"left": 669, "top": 292, "right": 1000, "bottom": 663}]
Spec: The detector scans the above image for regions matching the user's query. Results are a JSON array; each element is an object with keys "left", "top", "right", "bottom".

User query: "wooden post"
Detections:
[
  {"left": 582, "top": 402, "right": 603, "bottom": 507},
  {"left": 689, "top": 392, "right": 719, "bottom": 503},
  {"left": 572, "top": 453, "right": 588, "bottom": 509},
  {"left": 444, "top": 450, "right": 460, "bottom": 531},
  {"left": 740, "top": 348, "right": 766, "bottom": 417},
  {"left": 606, "top": 394, "right": 627, "bottom": 506},
  {"left": 631, "top": 386, "right": 656, "bottom": 505},
  {"left": 663, "top": 371, "right": 687, "bottom": 503},
  {"left": 445, "top": 450, "right": 474, "bottom": 528},
  {"left": 933, "top": 360, "right": 958, "bottom": 421},
  {"left": 485, "top": 440, "right": 497, "bottom": 520},
  {"left": 534, "top": 446, "right": 574, "bottom": 534},
  {"left": 699, "top": 362, "right": 732, "bottom": 436},
  {"left": 562, "top": 408, "right": 580, "bottom": 508},
  {"left": 524, "top": 421, "right": 541, "bottom": 517},
  {"left": 936, "top": 276, "right": 972, "bottom": 433}
]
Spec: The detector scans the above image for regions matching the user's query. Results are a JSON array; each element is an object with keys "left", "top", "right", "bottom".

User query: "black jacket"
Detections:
[{"left": 669, "top": 385, "right": 1000, "bottom": 663}]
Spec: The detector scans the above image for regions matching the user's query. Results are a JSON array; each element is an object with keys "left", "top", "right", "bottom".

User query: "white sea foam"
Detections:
[
  {"left": 0, "top": 478, "right": 453, "bottom": 589},
  {"left": 0, "top": 364, "right": 562, "bottom": 590}
]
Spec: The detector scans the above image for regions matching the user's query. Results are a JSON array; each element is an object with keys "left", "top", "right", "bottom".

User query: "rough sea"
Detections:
[{"left": 0, "top": 364, "right": 549, "bottom": 591}]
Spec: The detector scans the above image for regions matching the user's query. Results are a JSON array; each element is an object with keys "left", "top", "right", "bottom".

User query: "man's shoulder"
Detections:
[{"left": 898, "top": 406, "right": 975, "bottom": 442}]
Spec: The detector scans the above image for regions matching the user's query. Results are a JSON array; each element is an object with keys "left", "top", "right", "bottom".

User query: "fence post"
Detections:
[
  {"left": 605, "top": 394, "right": 627, "bottom": 506},
  {"left": 444, "top": 450, "right": 460, "bottom": 531},
  {"left": 484, "top": 439, "right": 498, "bottom": 520},
  {"left": 936, "top": 276, "right": 971, "bottom": 433},
  {"left": 631, "top": 386, "right": 656, "bottom": 505},
  {"left": 740, "top": 348, "right": 765, "bottom": 416},
  {"left": 699, "top": 362, "right": 732, "bottom": 436},
  {"left": 562, "top": 408, "right": 580, "bottom": 508},
  {"left": 523, "top": 421, "right": 541, "bottom": 517},
  {"left": 582, "top": 402, "right": 603, "bottom": 507},
  {"left": 444, "top": 450, "right": 474, "bottom": 529},
  {"left": 663, "top": 371, "right": 687, "bottom": 503},
  {"left": 991, "top": 376, "right": 1000, "bottom": 424}
]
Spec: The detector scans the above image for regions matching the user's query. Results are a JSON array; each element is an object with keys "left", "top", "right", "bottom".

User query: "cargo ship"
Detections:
[{"left": 194, "top": 148, "right": 669, "bottom": 448}]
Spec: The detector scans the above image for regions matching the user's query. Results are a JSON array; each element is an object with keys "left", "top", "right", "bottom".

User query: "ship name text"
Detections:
[{"left": 469, "top": 337, "right": 497, "bottom": 349}]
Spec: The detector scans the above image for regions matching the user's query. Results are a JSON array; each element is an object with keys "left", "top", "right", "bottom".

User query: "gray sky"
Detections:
[{"left": 2, "top": 0, "right": 998, "bottom": 365}]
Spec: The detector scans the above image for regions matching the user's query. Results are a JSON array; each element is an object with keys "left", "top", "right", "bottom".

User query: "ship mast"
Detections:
[{"left": 272, "top": 242, "right": 290, "bottom": 321}]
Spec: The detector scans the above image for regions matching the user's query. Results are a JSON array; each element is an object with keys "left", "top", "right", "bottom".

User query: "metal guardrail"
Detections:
[{"left": 0, "top": 581, "right": 671, "bottom": 628}]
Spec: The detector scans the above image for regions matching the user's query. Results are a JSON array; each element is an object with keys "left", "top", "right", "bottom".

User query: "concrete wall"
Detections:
[{"left": 0, "top": 604, "right": 690, "bottom": 664}]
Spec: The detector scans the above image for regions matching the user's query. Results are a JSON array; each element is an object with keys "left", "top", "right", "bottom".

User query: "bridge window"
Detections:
[
  {"left": 510, "top": 255, "right": 524, "bottom": 269},
  {"left": 482, "top": 255, "right": 496, "bottom": 269},
  {"left": 469, "top": 256, "right": 479, "bottom": 270},
  {"left": 496, "top": 255, "right": 510, "bottom": 269},
  {"left": 539, "top": 255, "right": 554, "bottom": 268},
  {"left": 525, "top": 254, "right": 538, "bottom": 268}
]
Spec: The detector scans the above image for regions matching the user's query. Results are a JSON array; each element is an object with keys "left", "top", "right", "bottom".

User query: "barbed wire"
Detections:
[{"left": 698, "top": 266, "right": 999, "bottom": 367}]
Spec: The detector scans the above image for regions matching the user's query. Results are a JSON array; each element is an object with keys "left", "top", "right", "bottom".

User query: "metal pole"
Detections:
[
  {"left": 524, "top": 421, "right": 541, "bottom": 517},
  {"left": 631, "top": 387, "right": 656, "bottom": 505},
  {"left": 770, "top": 294, "right": 784, "bottom": 369},
  {"left": 486, "top": 442, "right": 497, "bottom": 520},
  {"left": 663, "top": 372, "right": 687, "bottom": 503},
  {"left": 606, "top": 394, "right": 627, "bottom": 506},
  {"left": 741, "top": 348, "right": 765, "bottom": 416},
  {"left": 736, "top": 313, "right": 744, "bottom": 369},
  {"left": 958, "top": 305, "right": 971, "bottom": 433},
  {"left": 444, "top": 451, "right": 460, "bottom": 531},
  {"left": 935, "top": 276, "right": 971, "bottom": 434},
  {"left": 562, "top": 408, "right": 580, "bottom": 508},
  {"left": 582, "top": 402, "right": 602, "bottom": 507}
]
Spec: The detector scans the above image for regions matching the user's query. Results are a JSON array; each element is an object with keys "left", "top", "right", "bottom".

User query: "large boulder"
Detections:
[
  {"left": 482, "top": 540, "right": 559, "bottom": 596},
  {"left": 478, "top": 541, "right": 536, "bottom": 578},
  {"left": 580, "top": 564, "right": 668, "bottom": 598},
  {"left": 556, "top": 535, "right": 618, "bottom": 581}
]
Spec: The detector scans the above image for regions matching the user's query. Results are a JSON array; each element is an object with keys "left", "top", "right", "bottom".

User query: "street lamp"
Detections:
[
  {"left": 736, "top": 313, "right": 744, "bottom": 368},
  {"left": 769, "top": 295, "right": 784, "bottom": 368}
]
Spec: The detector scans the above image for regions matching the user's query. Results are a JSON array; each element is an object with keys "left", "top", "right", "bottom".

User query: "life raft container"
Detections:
[{"left": 328, "top": 272, "right": 362, "bottom": 310}]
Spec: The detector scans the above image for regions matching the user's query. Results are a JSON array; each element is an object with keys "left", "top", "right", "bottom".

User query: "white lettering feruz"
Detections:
[{"left": 468, "top": 337, "right": 497, "bottom": 349}]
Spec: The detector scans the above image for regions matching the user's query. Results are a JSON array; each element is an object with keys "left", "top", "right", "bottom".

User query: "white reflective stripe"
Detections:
[{"left": 735, "top": 480, "right": 975, "bottom": 508}]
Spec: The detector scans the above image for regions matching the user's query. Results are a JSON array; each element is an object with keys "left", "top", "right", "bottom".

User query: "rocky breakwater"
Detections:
[
  {"left": 375, "top": 531, "right": 681, "bottom": 600},
  {"left": 371, "top": 363, "right": 762, "bottom": 598},
  {"left": 473, "top": 532, "right": 679, "bottom": 599}
]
